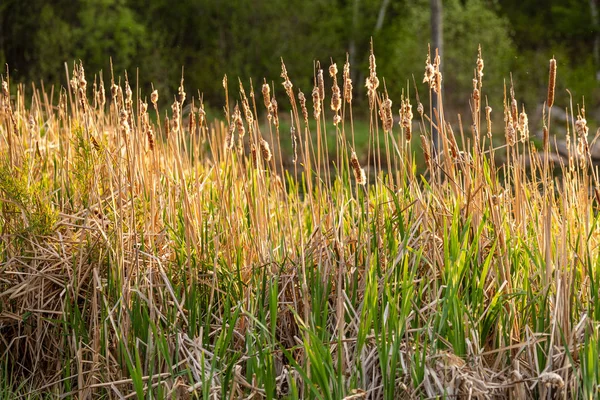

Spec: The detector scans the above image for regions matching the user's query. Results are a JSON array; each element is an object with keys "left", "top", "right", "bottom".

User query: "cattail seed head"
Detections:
[
  {"left": 543, "top": 125, "right": 549, "bottom": 149},
  {"left": 260, "top": 139, "right": 272, "bottom": 162},
  {"left": 151, "top": 90, "right": 159, "bottom": 105},
  {"left": 343, "top": 61, "right": 353, "bottom": 104},
  {"left": 511, "top": 98, "right": 518, "bottom": 128},
  {"left": 262, "top": 81, "right": 271, "bottom": 110},
  {"left": 350, "top": 151, "right": 366, "bottom": 185},
  {"left": 401, "top": 99, "right": 413, "bottom": 141},
  {"left": 250, "top": 144, "right": 258, "bottom": 167},
  {"left": 485, "top": 106, "right": 492, "bottom": 138},
  {"left": 380, "top": 97, "right": 393, "bottom": 133},
  {"left": 234, "top": 104, "right": 245, "bottom": 138},
  {"left": 147, "top": 126, "right": 155, "bottom": 151},
  {"left": 575, "top": 115, "right": 589, "bottom": 138},
  {"left": 178, "top": 78, "right": 186, "bottom": 105},
  {"left": 271, "top": 97, "right": 279, "bottom": 128},
  {"left": 518, "top": 109, "right": 529, "bottom": 141},
  {"left": 329, "top": 63, "right": 338, "bottom": 77},
  {"left": 198, "top": 106, "right": 206, "bottom": 127},
  {"left": 298, "top": 91, "right": 308, "bottom": 122},
  {"left": 119, "top": 109, "right": 130, "bottom": 135},
  {"left": 331, "top": 85, "right": 341, "bottom": 113},
  {"left": 420, "top": 135, "right": 431, "bottom": 167},
  {"left": 224, "top": 123, "right": 235, "bottom": 151},
  {"left": 547, "top": 58, "right": 556, "bottom": 108},
  {"left": 312, "top": 86, "right": 321, "bottom": 119},
  {"left": 317, "top": 68, "right": 325, "bottom": 101}
]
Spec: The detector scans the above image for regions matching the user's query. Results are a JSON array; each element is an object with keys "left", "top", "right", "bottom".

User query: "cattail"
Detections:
[
  {"left": 198, "top": 106, "right": 206, "bottom": 127},
  {"left": 222, "top": 75, "right": 228, "bottom": 90},
  {"left": 420, "top": 135, "right": 431, "bottom": 167},
  {"left": 78, "top": 88, "right": 87, "bottom": 112},
  {"left": 250, "top": 144, "right": 258, "bottom": 167},
  {"left": 423, "top": 60, "right": 435, "bottom": 85},
  {"left": 485, "top": 106, "right": 492, "bottom": 138},
  {"left": 234, "top": 104, "right": 245, "bottom": 138},
  {"left": 343, "top": 61, "right": 353, "bottom": 104},
  {"left": 543, "top": 125, "right": 549, "bottom": 149},
  {"left": 140, "top": 99, "right": 148, "bottom": 115},
  {"left": 241, "top": 96, "right": 254, "bottom": 126},
  {"left": 539, "top": 372, "right": 564, "bottom": 389},
  {"left": 146, "top": 125, "right": 154, "bottom": 151},
  {"left": 417, "top": 102, "right": 424, "bottom": 116},
  {"left": 331, "top": 86, "right": 341, "bottom": 113},
  {"left": 432, "top": 52, "right": 442, "bottom": 94},
  {"left": 506, "top": 122, "right": 516, "bottom": 146},
  {"left": 401, "top": 98, "right": 413, "bottom": 141},
  {"left": 271, "top": 97, "right": 279, "bottom": 128},
  {"left": 119, "top": 109, "right": 130, "bottom": 135},
  {"left": 260, "top": 138, "right": 272, "bottom": 162},
  {"left": 329, "top": 63, "right": 338, "bottom": 78},
  {"left": 350, "top": 151, "right": 366, "bottom": 185},
  {"left": 124, "top": 82, "right": 133, "bottom": 110},
  {"left": 473, "top": 79, "right": 480, "bottom": 112},
  {"left": 151, "top": 90, "right": 159, "bottom": 106},
  {"left": 380, "top": 97, "right": 393, "bottom": 132},
  {"left": 111, "top": 84, "right": 119, "bottom": 101},
  {"left": 476, "top": 55, "right": 484, "bottom": 81},
  {"left": 281, "top": 61, "right": 294, "bottom": 98},
  {"left": 511, "top": 98, "right": 518, "bottom": 129},
  {"left": 28, "top": 115, "right": 36, "bottom": 134},
  {"left": 312, "top": 86, "right": 321, "bottom": 119},
  {"left": 547, "top": 58, "right": 556, "bottom": 108},
  {"left": 262, "top": 81, "right": 271, "bottom": 110},
  {"left": 575, "top": 115, "right": 589, "bottom": 138},
  {"left": 366, "top": 48, "right": 379, "bottom": 104},
  {"left": 518, "top": 109, "right": 529, "bottom": 141},
  {"left": 225, "top": 123, "right": 235, "bottom": 151},
  {"left": 97, "top": 80, "right": 106, "bottom": 109},
  {"left": 178, "top": 78, "right": 186, "bottom": 105},
  {"left": 333, "top": 115, "right": 342, "bottom": 126},
  {"left": 369, "top": 52, "right": 376, "bottom": 78},
  {"left": 330, "top": 62, "right": 341, "bottom": 116},
  {"left": 189, "top": 109, "right": 196, "bottom": 135},
  {"left": 298, "top": 91, "right": 308, "bottom": 122},
  {"left": 317, "top": 67, "right": 325, "bottom": 101},
  {"left": 164, "top": 116, "right": 170, "bottom": 140}
]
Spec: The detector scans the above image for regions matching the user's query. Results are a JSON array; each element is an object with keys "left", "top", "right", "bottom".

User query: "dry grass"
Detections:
[{"left": 0, "top": 47, "right": 599, "bottom": 399}]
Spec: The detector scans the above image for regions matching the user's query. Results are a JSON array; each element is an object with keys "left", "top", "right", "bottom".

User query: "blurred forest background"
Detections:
[{"left": 1, "top": 0, "right": 599, "bottom": 124}]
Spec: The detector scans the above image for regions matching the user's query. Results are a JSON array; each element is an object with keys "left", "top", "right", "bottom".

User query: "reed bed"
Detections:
[{"left": 0, "top": 46, "right": 599, "bottom": 399}]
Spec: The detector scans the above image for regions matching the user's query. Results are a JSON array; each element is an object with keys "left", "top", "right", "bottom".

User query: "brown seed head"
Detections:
[
  {"left": 380, "top": 97, "right": 393, "bottom": 133},
  {"left": 350, "top": 151, "right": 366, "bottom": 185},
  {"left": 298, "top": 91, "right": 308, "bottom": 122},
  {"left": 260, "top": 139, "right": 272, "bottom": 162},
  {"left": 317, "top": 68, "right": 325, "bottom": 101},
  {"left": 262, "top": 82, "right": 271, "bottom": 110},
  {"left": 547, "top": 58, "right": 556, "bottom": 108},
  {"left": 312, "top": 86, "right": 321, "bottom": 119}
]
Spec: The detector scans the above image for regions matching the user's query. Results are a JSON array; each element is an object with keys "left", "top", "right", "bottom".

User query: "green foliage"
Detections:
[
  {"left": 378, "top": 0, "right": 515, "bottom": 114},
  {"left": 0, "top": 156, "right": 57, "bottom": 239}
]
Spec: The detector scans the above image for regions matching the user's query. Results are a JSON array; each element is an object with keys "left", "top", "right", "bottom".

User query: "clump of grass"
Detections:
[{"left": 0, "top": 47, "right": 599, "bottom": 400}]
